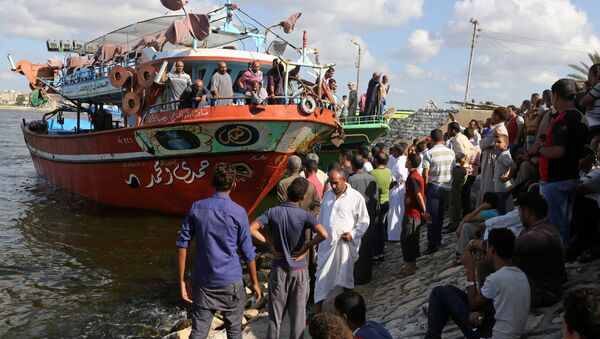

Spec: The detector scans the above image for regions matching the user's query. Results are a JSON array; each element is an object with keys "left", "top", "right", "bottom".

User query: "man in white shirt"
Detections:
[
  {"left": 422, "top": 129, "right": 455, "bottom": 253},
  {"left": 387, "top": 143, "right": 409, "bottom": 241},
  {"left": 164, "top": 60, "right": 192, "bottom": 109},
  {"left": 426, "top": 228, "right": 530, "bottom": 339},
  {"left": 447, "top": 122, "right": 473, "bottom": 158},
  {"left": 314, "top": 168, "right": 370, "bottom": 314}
]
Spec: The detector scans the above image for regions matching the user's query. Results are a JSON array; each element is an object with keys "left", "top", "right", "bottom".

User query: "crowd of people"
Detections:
[{"left": 174, "top": 73, "right": 600, "bottom": 339}]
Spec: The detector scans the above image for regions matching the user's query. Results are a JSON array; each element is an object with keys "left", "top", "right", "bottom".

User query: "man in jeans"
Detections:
[
  {"left": 251, "top": 177, "right": 328, "bottom": 339},
  {"left": 176, "top": 163, "right": 262, "bottom": 339},
  {"left": 426, "top": 228, "right": 530, "bottom": 339},
  {"left": 422, "top": 129, "right": 455, "bottom": 254},
  {"left": 534, "top": 79, "right": 589, "bottom": 248}
]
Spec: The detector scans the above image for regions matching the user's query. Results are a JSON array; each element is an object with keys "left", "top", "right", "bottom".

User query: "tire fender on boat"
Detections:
[
  {"left": 122, "top": 91, "right": 142, "bottom": 116},
  {"left": 299, "top": 96, "right": 316, "bottom": 115},
  {"left": 137, "top": 63, "right": 156, "bottom": 88},
  {"left": 109, "top": 65, "right": 135, "bottom": 88}
]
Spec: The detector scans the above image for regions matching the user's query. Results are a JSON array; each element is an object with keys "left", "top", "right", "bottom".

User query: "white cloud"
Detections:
[
  {"left": 0, "top": 71, "right": 19, "bottom": 81},
  {"left": 477, "top": 81, "right": 502, "bottom": 89},
  {"left": 444, "top": 0, "right": 600, "bottom": 105},
  {"left": 476, "top": 54, "right": 490, "bottom": 66},
  {"left": 404, "top": 64, "right": 424, "bottom": 78},
  {"left": 262, "top": 0, "right": 424, "bottom": 29},
  {"left": 391, "top": 88, "right": 408, "bottom": 95},
  {"left": 450, "top": 83, "right": 466, "bottom": 94},
  {"left": 401, "top": 29, "right": 444, "bottom": 63},
  {"left": 529, "top": 72, "right": 558, "bottom": 86},
  {"left": 400, "top": 64, "right": 447, "bottom": 82}
]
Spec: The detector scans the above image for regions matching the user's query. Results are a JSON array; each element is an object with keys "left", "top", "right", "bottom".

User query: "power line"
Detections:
[
  {"left": 481, "top": 29, "right": 599, "bottom": 50},
  {"left": 480, "top": 35, "right": 561, "bottom": 77},
  {"left": 481, "top": 33, "right": 599, "bottom": 55}
]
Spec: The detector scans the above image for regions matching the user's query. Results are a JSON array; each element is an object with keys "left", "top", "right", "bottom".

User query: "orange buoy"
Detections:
[
  {"left": 137, "top": 63, "right": 156, "bottom": 88},
  {"left": 109, "top": 65, "right": 135, "bottom": 88},
  {"left": 122, "top": 91, "right": 142, "bottom": 116}
]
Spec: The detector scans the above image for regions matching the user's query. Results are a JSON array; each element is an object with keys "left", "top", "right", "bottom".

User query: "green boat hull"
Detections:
[{"left": 315, "top": 115, "right": 390, "bottom": 168}]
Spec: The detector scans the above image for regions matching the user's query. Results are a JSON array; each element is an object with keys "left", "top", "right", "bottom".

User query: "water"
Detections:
[{"left": 0, "top": 109, "right": 206, "bottom": 337}]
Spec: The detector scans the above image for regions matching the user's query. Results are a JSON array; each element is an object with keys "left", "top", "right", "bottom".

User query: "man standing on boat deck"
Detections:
[
  {"left": 165, "top": 61, "right": 191, "bottom": 109},
  {"left": 314, "top": 168, "right": 369, "bottom": 314},
  {"left": 179, "top": 80, "right": 211, "bottom": 109},
  {"left": 176, "top": 163, "right": 262, "bottom": 339},
  {"left": 210, "top": 61, "right": 234, "bottom": 106},
  {"left": 238, "top": 60, "right": 263, "bottom": 93}
]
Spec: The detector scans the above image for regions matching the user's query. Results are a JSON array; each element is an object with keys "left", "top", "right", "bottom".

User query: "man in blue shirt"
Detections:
[
  {"left": 334, "top": 291, "right": 393, "bottom": 339},
  {"left": 251, "top": 177, "right": 328, "bottom": 339},
  {"left": 177, "top": 163, "right": 261, "bottom": 339}
]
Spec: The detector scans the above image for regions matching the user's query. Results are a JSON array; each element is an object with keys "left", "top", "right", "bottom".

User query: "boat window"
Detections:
[
  {"left": 233, "top": 70, "right": 245, "bottom": 93},
  {"left": 197, "top": 68, "right": 206, "bottom": 82},
  {"left": 155, "top": 130, "right": 201, "bottom": 150}
]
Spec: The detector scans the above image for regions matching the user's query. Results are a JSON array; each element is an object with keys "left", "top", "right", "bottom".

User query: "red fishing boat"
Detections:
[{"left": 11, "top": 1, "right": 342, "bottom": 215}]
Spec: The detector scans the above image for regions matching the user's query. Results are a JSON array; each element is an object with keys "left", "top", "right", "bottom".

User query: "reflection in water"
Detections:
[{"left": 0, "top": 111, "right": 189, "bottom": 337}]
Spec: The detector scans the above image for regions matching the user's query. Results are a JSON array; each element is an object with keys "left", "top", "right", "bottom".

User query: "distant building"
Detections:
[{"left": 0, "top": 90, "right": 29, "bottom": 105}]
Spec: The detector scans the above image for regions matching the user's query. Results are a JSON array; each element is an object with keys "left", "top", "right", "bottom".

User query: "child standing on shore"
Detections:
[{"left": 494, "top": 133, "right": 516, "bottom": 214}]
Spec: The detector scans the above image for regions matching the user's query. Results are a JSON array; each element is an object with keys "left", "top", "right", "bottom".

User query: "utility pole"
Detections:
[
  {"left": 464, "top": 18, "right": 479, "bottom": 107},
  {"left": 352, "top": 39, "right": 361, "bottom": 92}
]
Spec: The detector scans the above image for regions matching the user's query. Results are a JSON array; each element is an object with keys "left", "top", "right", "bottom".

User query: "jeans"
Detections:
[
  {"left": 426, "top": 183, "right": 450, "bottom": 250},
  {"left": 496, "top": 190, "right": 512, "bottom": 215},
  {"left": 425, "top": 285, "right": 480, "bottom": 339},
  {"left": 540, "top": 179, "right": 579, "bottom": 248}
]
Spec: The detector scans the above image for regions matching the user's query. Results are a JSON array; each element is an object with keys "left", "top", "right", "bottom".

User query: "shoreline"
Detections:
[{"left": 0, "top": 105, "right": 55, "bottom": 112}]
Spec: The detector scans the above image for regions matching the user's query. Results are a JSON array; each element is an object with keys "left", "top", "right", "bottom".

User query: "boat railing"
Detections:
[
  {"left": 59, "top": 59, "right": 137, "bottom": 85},
  {"left": 140, "top": 95, "right": 311, "bottom": 124},
  {"left": 339, "top": 114, "right": 388, "bottom": 126}
]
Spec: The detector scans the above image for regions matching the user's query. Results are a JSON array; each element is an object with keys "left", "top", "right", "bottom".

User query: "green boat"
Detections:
[{"left": 314, "top": 114, "right": 391, "bottom": 167}]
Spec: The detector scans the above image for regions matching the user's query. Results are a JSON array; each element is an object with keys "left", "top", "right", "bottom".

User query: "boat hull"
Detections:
[{"left": 22, "top": 105, "right": 337, "bottom": 215}]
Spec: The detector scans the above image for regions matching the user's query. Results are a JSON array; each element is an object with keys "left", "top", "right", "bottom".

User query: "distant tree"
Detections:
[
  {"left": 15, "top": 94, "right": 26, "bottom": 105},
  {"left": 567, "top": 51, "right": 600, "bottom": 83}
]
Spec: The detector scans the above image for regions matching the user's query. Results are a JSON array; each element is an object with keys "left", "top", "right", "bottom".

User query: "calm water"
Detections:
[{"left": 0, "top": 109, "right": 272, "bottom": 338}]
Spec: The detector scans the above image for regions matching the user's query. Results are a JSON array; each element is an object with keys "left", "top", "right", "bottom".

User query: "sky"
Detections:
[{"left": 1, "top": 0, "right": 599, "bottom": 110}]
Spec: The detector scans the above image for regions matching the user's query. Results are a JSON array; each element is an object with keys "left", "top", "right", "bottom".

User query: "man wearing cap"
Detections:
[
  {"left": 277, "top": 155, "right": 321, "bottom": 217},
  {"left": 533, "top": 79, "right": 589, "bottom": 248}
]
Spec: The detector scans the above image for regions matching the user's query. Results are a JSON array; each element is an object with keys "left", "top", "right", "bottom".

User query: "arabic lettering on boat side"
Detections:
[
  {"left": 124, "top": 159, "right": 210, "bottom": 189},
  {"left": 144, "top": 108, "right": 209, "bottom": 124}
]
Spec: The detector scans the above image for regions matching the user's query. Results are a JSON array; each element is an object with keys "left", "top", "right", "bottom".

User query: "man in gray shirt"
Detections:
[
  {"left": 210, "top": 61, "right": 234, "bottom": 106},
  {"left": 165, "top": 61, "right": 191, "bottom": 109}
]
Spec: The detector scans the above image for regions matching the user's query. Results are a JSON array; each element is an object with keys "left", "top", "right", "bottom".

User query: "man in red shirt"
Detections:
[
  {"left": 535, "top": 79, "right": 589, "bottom": 249},
  {"left": 400, "top": 153, "right": 428, "bottom": 275}
]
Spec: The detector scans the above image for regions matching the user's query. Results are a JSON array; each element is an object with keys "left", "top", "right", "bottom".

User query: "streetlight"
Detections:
[{"left": 351, "top": 39, "right": 361, "bottom": 93}]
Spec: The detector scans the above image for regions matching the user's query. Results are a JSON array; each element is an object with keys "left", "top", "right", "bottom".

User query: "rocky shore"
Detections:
[{"left": 164, "top": 224, "right": 600, "bottom": 338}]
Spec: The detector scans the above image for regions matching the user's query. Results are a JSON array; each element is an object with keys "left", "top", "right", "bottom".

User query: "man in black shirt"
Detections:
[{"left": 535, "top": 79, "right": 589, "bottom": 249}]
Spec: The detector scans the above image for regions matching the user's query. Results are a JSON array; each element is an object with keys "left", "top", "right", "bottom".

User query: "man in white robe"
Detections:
[
  {"left": 477, "top": 108, "right": 509, "bottom": 206},
  {"left": 387, "top": 144, "right": 409, "bottom": 241},
  {"left": 315, "top": 168, "right": 369, "bottom": 313}
]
